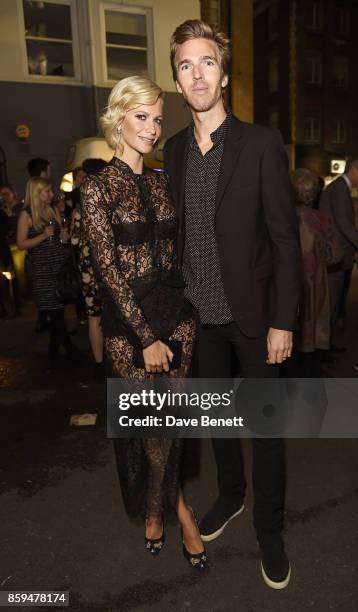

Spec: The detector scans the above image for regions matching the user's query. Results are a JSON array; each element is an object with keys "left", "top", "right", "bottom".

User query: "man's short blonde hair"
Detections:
[
  {"left": 99, "top": 75, "right": 163, "bottom": 150},
  {"left": 170, "top": 19, "right": 230, "bottom": 81}
]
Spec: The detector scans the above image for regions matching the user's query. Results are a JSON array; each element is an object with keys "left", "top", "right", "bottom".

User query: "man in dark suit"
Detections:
[
  {"left": 319, "top": 159, "right": 358, "bottom": 344},
  {"left": 164, "top": 20, "right": 301, "bottom": 589}
]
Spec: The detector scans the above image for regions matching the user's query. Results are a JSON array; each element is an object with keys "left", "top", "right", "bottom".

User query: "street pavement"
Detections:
[{"left": 1, "top": 270, "right": 358, "bottom": 612}]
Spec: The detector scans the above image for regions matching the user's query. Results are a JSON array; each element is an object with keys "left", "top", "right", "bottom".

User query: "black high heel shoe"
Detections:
[
  {"left": 181, "top": 507, "right": 208, "bottom": 571},
  {"left": 145, "top": 519, "right": 165, "bottom": 556}
]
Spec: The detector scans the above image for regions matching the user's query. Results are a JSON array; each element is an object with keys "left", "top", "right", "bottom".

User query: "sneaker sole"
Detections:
[
  {"left": 261, "top": 562, "right": 291, "bottom": 590},
  {"left": 200, "top": 504, "right": 245, "bottom": 542}
]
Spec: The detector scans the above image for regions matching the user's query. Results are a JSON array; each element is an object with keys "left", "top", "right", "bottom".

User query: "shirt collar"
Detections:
[
  {"left": 342, "top": 174, "right": 352, "bottom": 192},
  {"left": 189, "top": 110, "right": 232, "bottom": 148}
]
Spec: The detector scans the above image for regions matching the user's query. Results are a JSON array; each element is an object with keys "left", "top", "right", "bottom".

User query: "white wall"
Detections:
[
  {"left": 0, "top": 0, "right": 200, "bottom": 90},
  {"left": 0, "top": 0, "right": 27, "bottom": 82}
]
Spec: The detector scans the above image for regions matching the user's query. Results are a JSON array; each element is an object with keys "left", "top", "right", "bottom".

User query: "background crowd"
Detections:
[{"left": 1, "top": 153, "right": 358, "bottom": 378}]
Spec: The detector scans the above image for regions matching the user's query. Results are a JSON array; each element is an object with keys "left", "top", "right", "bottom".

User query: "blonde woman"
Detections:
[
  {"left": 17, "top": 177, "right": 78, "bottom": 366},
  {"left": 81, "top": 76, "right": 207, "bottom": 570}
]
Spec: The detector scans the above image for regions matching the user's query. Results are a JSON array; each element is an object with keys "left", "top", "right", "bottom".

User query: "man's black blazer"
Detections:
[
  {"left": 163, "top": 114, "right": 302, "bottom": 337},
  {"left": 319, "top": 175, "right": 358, "bottom": 269}
]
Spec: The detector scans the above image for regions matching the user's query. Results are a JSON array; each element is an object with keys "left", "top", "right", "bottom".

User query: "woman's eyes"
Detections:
[{"left": 135, "top": 114, "right": 162, "bottom": 126}]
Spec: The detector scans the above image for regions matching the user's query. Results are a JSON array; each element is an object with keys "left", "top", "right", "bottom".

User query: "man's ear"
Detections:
[
  {"left": 175, "top": 79, "right": 183, "bottom": 95},
  {"left": 221, "top": 74, "right": 229, "bottom": 89}
]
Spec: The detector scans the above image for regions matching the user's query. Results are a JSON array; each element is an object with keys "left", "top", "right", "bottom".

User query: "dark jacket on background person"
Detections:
[
  {"left": 0, "top": 208, "right": 13, "bottom": 270},
  {"left": 319, "top": 176, "right": 358, "bottom": 269},
  {"left": 164, "top": 115, "right": 302, "bottom": 337}
]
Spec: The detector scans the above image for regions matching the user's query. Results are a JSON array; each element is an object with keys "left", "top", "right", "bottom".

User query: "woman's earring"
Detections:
[{"left": 117, "top": 127, "right": 122, "bottom": 137}]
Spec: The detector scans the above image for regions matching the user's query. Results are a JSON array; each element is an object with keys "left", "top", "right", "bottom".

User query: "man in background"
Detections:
[
  {"left": 319, "top": 158, "right": 358, "bottom": 350},
  {"left": 26, "top": 157, "right": 51, "bottom": 181}
]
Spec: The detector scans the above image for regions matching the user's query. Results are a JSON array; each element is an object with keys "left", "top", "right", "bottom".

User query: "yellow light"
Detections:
[
  {"left": 2, "top": 271, "right": 13, "bottom": 280},
  {"left": 60, "top": 172, "right": 74, "bottom": 192}
]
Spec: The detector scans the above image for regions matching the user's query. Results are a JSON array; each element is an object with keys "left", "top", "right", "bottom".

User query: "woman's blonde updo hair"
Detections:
[{"left": 99, "top": 75, "right": 164, "bottom": 151}]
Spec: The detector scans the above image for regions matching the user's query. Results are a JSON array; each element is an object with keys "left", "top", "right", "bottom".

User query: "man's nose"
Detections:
[{"left": 192, "top": 64, "right": 202, "bottom": 80}]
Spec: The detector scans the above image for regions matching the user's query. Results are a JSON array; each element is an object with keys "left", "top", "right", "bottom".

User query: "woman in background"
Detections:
[
  {"left": 288, "top": 169, "right": 342, "bottom": 375},
  {"left": 17, "top": 177, "right": 78, "bottom": 367},
  {"left": 71, "top": 159, "right": 107, "bottom": 380},
  {"left": 0, "top": 184, "right": 23, "bottom": 244}
]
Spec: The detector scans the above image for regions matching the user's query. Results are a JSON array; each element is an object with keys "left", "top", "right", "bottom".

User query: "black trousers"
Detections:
[
  {"left": 337, "top": 267, "right": 353, "bottom": 319},
  {"left": 197, "top": 322, "right": 285, "bottom": 545},
  {"left": 328, "top": 269, "right": 345, "bottom": 326},
  {"left": 48, "top": 308, "right": 73, "bottom": 357}
]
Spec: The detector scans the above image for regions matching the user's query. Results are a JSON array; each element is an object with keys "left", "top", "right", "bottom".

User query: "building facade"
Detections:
[
  {"left": 254, "top": 0, "right": 358, "bottom": 175},
  {"left": 200, "top": 0, "right": 254, "bottom": 123},
  {"left": 0, "top": 0, "right": 200, "bottom": 193}
]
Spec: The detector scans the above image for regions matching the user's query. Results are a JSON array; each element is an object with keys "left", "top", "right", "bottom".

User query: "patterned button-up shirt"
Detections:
[{"left": 183, "top": 112, "right": 233, "bottom": 324}]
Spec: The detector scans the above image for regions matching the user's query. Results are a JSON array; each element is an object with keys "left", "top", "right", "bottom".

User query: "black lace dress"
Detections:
[{"left": 81, "top": 157, "right": 199, "bottom": 522}]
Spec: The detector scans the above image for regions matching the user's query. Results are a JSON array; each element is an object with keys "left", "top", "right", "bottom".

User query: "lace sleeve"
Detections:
[{"left": 80, "top": 176, "right": 157, "bottom": 348}]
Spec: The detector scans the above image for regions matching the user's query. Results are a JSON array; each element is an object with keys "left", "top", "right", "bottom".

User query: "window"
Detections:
[
  {"left": 102, "top": 5, "right": 153, "bottom": 82},
  {"left": 268, "top": 55, "right": 278, "bottom": 93},
  {"left": 21, "top": 0, "right": 78, "bottom": 79},
  {"left": 332, "top": 120, "right": 346, "bottom": 144},
  {"left": 333, "top": 56, "right": 349, "bottom": 88},
  {"left": 269, "top": 110, "right": 279, "bottom": 130},
  {"left": 304, "top": 117, "right": 321, "bottom": 143},
  {"left": 268, "top": 2, "right": 278, "bottom": 41},
  {"left": 202, "top": 0, "right": 221, "bottom": 28},
  {"left": 306, "top": 56, "right": 322, "bottom": 84},
  {"left": 306, "top": 1, "right": 323, "bottom": 31},
  {"left": 338, "top": 8, "right": 350, "bottom": 37}
]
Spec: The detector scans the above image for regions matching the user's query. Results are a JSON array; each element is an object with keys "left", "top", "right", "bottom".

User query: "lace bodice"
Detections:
[{"left": 80, "top": 157, "right": 183, "bottom": 348}]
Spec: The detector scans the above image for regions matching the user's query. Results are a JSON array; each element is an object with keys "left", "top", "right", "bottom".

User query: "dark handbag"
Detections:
[{"left": 56, "top": 247, "right": 81, "bottom": 303}]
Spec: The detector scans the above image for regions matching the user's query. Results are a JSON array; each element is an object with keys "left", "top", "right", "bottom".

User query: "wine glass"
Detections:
[
  {"left": 60, "top": 215, "right": 69, "bottom": 244},
  {"left": 48, "top": 219, "right": 54, "bottom": 242}
]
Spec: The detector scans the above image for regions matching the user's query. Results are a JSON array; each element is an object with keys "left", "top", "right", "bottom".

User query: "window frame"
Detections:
[
  {"left": 306, "top": 55, "right": 322, "bottom": 85},
  {"left": 304, "top": 116, "right": 321, "bottom": 143},
  {"left": 99, "top": 2, "right": 154, "bottom": 87},
  {"left": 268, "top": 1, "right": 278, "bottom": 41},
  {"left": 268, "top": 54, "right": 279, "bottom": 94},
  {"left": 306, "top": 1, "right": 323, "bottom": 31},
  {"left": 333, "top": 55, "right": 349, "bottom": 88},
  {"left": 18, "top": 0, "right": 83, "bottom": 85},
  {"left": 338, "top": 7, "right": 350, "bottom": 38},
  {"left": 332, "top": 120, "right": 347, "bottom": 144},
  {"left": 269, "top": 109, "right": 279, "bottom": 131}
]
